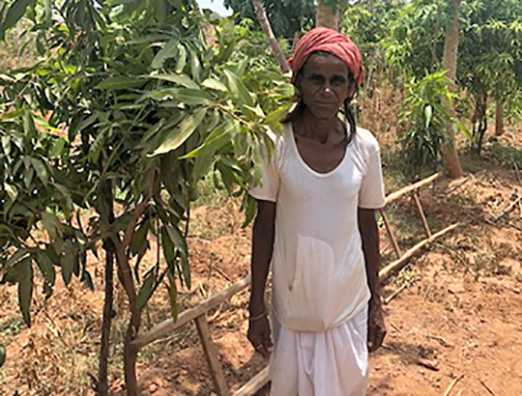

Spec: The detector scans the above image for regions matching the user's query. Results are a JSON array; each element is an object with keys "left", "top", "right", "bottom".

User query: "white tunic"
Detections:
[{"left": 250, "top": 122, "right": 385, "bottom": 395}]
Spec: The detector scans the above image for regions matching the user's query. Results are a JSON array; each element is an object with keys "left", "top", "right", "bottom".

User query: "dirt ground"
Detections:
[{"left": 0, "top": 129, "right": 521, "bottom": 396}]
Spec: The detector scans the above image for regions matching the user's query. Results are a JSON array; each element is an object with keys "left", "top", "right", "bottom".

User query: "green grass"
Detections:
[{"left": 0, "top": 317, "right": 23, "bottom": 338}]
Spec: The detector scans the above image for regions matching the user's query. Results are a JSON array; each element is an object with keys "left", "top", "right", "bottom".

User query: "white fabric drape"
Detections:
[{"left": 270, "top": 306, "right": 369, "bottom": 396}]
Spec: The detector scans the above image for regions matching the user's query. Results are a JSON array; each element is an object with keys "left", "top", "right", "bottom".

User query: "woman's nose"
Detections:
[{"left": 321, "top": 84, "right": 333, "bottom": 95}]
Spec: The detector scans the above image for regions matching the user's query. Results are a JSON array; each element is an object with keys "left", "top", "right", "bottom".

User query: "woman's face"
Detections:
[{"left": 298, "top": 53, "right": 351, "bottom": 120}]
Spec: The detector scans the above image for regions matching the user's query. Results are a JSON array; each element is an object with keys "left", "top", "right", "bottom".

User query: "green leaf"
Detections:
[
  {"left": 175, "top": 44, "right": 187, "bottom": 74},
  {"left": 149, "top": 73, "right": 198, "bottom": 89},
  {"left": 35, "top": 251, "right": 56, "bottom": 297},
  {"left": 130, "top": 220, "right": 149, "bottom": 257},
  {"left": 136, "top": 270, "right": 156, "bottom": 312},
  {"left": 30, "top": 157, "right": 49, "bottom": 185},
  {"left": 201, "top": 78, "right": 228, "bottom": 92},
  {"left": 60, "top": 240, "right": 77, "bottom": 286},
  {"left": 18, "top": 257, "right": 33, "bottom": 327},
  {"left": 181, "top": 119, "right": 236, "bottom": 160},
  {"left": 166, "top": 224, "right": 186, "bottom": 253},
  {"left": 161, "top": 226, "right": 175, "bottom": 265},
  {"left": 0, "top": 344, "right": 5, "bottom": 368},
  {"left": 41, "top": 212, "right": 61, "bottom": 243},
  {"left": 223, "top": 68, "right": 255, "bottom": 106},
  {"left": 424, "top": 105, "right": 433, "bottom": 129},
  {"left": 174, "top": 88, "right": 212, "bottom": 105},
  {"left": 95, "top": 77, "right": 145, "bottom": 90},
  {"left": 152, "top": 107, "right": 207, "bottom": 155},
  {"left": 152, "top": 39, "right": 179, "bottom": 69},
  {"left": 188, "top": 48, "right": 201, "bottom": 83},
  {"left": 0, "top": 0, "right": 37, "bottom": 39}
]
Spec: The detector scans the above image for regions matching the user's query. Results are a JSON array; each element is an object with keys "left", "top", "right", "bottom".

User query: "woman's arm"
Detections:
[
  {"left": 247, "top": 199, "right": 276, "bottom": 356},
  {"left": 358, "top": 207, "right": 386, "bottom": 352}
]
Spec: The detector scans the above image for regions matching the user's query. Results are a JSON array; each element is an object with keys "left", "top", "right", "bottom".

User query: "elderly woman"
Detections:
[{"left": 247, "top": 27, "right": 386, "bottom": 396}]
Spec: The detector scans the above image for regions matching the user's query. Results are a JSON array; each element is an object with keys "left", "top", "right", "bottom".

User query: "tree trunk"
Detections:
[
  {"left": 431, "top": 5, "right": 442, "bottom": 70},
  {"left": 441, "top": 0, "right": 463, "bottom": 179},
  {"left": 123, "top": 313, "right": 141, "bottom": 396},
  {"left": 251, "top": 0, "right": 290, "bottom": 74},
  {"left": 316, "top": 0, "right": 340, "bottom": 30},
  {"left": 98, "top": 241, "right": 115, "bottom": 396},
  {"left": 97, "top": 180, "right": 116, "bottom": 396},
  {"left": 495, "top": 101, "right": 504, "bottom": 136},
  {"left": 472, "top": 93, "right": 488, "bottom": 154}
]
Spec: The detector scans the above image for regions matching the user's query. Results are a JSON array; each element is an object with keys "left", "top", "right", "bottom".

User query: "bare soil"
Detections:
[{"left": 1, "top": 129, "right": 521, "bottom": 396}]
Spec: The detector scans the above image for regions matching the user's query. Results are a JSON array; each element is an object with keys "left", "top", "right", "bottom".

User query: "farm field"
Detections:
[{"left": 1, "top": 130, "right": 521, "bottom": 396}]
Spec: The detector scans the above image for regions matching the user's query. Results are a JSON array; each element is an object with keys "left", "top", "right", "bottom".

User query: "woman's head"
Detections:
[
  {"left": 295, "top": 51, "right": 352, "bottom": 120},
  {"left": 283, "top": 28, "right": 363, "bottom": 140},
  {"left": 289, "top": 27, "right": 364, "bottom": 99}
]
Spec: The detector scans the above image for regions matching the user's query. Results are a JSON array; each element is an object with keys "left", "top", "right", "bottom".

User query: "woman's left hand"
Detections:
[{"left": 367, "top": 300, "right": 386, "bottom": 352}]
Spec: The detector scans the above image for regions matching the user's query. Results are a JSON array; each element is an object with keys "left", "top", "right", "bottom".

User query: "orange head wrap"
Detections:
[{"left": 288, "top": 27, "right": 364, "bottom": 97}]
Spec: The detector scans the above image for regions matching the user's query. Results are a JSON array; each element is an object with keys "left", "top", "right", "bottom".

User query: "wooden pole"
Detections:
[
  {"left": 233, "top": 367, "right": 270, "bottom": 396},
  {"left": 379, "top": 223, "right": 460, "bottom": 281},
  {"left": 412, "top": 191, "right": 432, "bottom": 237},
  {"left": 132, "top": 276, "right": 251, "bottom": 349},
  {"left": 380, "top": 209, "right": 402, "bottom": 259},
  {"left": 195, "top": 315, "right": 231, "bottom": 396},
  {"left": 385, "top": 173, "right": 441, "bottom": 204}
]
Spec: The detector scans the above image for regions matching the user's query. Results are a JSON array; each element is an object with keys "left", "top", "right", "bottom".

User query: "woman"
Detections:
[{"left": 248, "top": 27, "right": 386, "bottom": 396}]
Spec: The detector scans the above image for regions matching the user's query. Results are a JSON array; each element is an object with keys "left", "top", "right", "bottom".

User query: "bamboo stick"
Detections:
[
  {"left": 380, "top": 209, "right": 402, "bottom": 258},
  {"left": 412, "top": 191, "right": 432, "bottom": 237},
  {"left": 195, "top": 315, "right": 231, "bottom": 396},
  {"left": 132, "top": 276, "right": 251, "bottom": 348},
  {"left": 385, "top": 173, "right": 441, "bottom": 204},
  {"left": 379, "top": 223, "right": 460, "bottom": 281},
  {"left": 233, "top": 367, "right": 270, "bottom": 396}
]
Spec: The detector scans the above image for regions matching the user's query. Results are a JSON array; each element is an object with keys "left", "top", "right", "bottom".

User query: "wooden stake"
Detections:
[
  {"left": 379, "top": 223, "right": 460, "bottom": 281},
  {"left": 412, "top": 191, "right": 432, "bottom": 237},
  {"left": 233, "top": 367, "right": 270, "bottom": 396},
  {"left": 195, "top": 315, "right": 231, "bottom": 396},
  {"left": 380, "top": 209, "right": 402, "bottom": 259}
]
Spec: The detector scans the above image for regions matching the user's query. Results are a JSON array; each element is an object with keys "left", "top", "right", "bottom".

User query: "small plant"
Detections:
[{"left": 399, "top": 70, "right": 461, "bottom": 180}]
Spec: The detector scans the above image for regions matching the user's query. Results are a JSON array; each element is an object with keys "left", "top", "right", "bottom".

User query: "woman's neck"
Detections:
[{"left": 296, "top": 108, "right": 341, "bottom": 144}]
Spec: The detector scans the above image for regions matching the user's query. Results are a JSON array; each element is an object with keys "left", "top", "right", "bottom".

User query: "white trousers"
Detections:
[{"left": 269, "top": 306, "right": 369, "bottom": 396}]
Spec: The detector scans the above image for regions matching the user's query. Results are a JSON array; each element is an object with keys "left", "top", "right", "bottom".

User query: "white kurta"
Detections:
[{"left": 250, "top": 123, "right": 385, "bottom": 396}]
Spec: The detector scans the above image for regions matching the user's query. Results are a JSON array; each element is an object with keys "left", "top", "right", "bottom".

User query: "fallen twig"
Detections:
[
  {"left": 514, "top": 162, "right": 521, "bottom": 185},
  {"left": 478, "top": 379, "right": 497, "bottom": 396},
  {"left": 447, "top": 177, "right": 469, "bottom": 193},
  {"left": 384, "top": 284, "right": 408, "bottom": 305},
  {"left": 490, "top": 196, "right": 522, "bottom": 223},
  {"left": 507, "top": 221, "right": 522, "bottom": 232},
  {"left": 443, "top": 374, "right": 464, "bottom": 396},
  {"left": 416, "top": 358, "right": 439, "bottom": 371},
  {"left": 427, "top": 334, "right": 454, "bottom": 348}
]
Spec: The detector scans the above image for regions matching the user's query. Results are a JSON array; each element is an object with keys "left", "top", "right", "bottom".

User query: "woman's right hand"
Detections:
[{"left": 247, "top": 314, "right": 273, "bottom": 358}]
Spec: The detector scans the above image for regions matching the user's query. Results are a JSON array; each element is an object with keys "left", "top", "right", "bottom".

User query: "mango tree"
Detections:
[
  {"left": 0, "top": 0, "right": 291, "bottom": 394},
  {"left": 459, "top": 0, "right": 522, "bottom": 151}
]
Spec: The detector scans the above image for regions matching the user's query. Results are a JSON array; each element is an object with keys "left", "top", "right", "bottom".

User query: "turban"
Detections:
[{"left": 288, "top": 27, "right": 364, "bottom": 96}]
